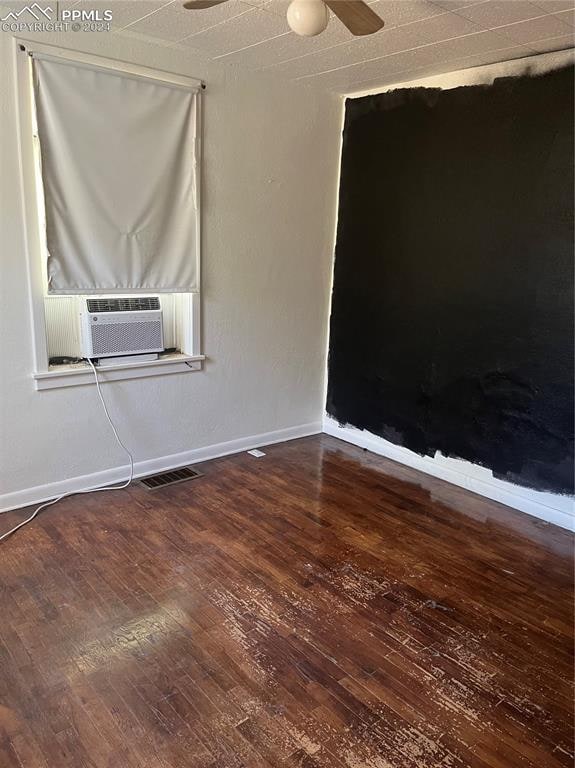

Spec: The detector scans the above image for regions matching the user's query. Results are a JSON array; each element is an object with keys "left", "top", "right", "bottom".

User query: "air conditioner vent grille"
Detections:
[
  {"left": 87, "top": 297, "right": 160, "bottom": 313},
  {"left": 91, "top": 321, "right": 163, "bottom": 356}
]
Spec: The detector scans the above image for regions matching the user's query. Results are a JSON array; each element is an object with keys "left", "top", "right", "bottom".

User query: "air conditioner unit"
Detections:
[{"left": 80, "top": 297, "right": 164, "bottom": 361}]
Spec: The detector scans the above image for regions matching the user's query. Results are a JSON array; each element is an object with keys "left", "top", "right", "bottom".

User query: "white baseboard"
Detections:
[
  {"left": 324, "top": 416, "right": 574, "bottom": 532},
  {"left": 0, "top": 422, "right": 322, "bottom": 515}
]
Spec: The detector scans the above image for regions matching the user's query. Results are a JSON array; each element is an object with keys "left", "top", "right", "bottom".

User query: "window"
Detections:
[{"left": 14, "top": 39, "right": 204, "bottom": 390}]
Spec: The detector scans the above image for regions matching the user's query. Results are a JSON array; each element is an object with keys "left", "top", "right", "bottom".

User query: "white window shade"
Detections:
[{"left": 32, "top": 54, "right": 199, "bottom": 294}]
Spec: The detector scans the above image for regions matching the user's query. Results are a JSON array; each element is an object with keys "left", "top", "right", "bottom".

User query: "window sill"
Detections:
[{"left": 33, "top": 353, "right": 205, "bottom": 391}]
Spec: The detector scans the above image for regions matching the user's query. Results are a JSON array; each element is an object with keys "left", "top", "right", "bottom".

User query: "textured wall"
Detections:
[
  {"left": 0, "top": 29, "right": 342, "bottom": 497},
  {"left": 327, "top": 64, "right": 574, "bottom": 496}
]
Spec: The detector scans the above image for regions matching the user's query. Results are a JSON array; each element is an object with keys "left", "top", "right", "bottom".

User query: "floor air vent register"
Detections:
[{"left": 138, "top": 466, "right": 203, "bottom": 490}]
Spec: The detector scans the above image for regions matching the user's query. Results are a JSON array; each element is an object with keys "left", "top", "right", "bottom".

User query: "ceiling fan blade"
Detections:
[
  {"left": 183, "top": 0, "right": 229, "bottom": 9},
  {"left": 324, "top": 0, "right": 384, "bottom": 35}
]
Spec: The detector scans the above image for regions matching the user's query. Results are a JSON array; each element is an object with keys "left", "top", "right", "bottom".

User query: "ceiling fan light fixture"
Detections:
[{"left": 287, "top": 0, "right": 329, "bottom": 37}]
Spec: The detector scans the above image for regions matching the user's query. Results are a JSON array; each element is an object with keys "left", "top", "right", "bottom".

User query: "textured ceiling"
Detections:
[{"left": 17, "top": 1, "right": 575, "bottom": 92}]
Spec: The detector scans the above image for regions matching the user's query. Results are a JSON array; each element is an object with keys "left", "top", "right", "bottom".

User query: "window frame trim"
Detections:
[{"left": 13, "top": 37, "right": 204, "bottom": 387}]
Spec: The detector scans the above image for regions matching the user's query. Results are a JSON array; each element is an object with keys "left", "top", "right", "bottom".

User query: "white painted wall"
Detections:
[
  {"left": 0, "top": 28, "right": 343, "bottom": 505},
  {"left": 326, "top": 50, "right": 575, "bottom": 532}
]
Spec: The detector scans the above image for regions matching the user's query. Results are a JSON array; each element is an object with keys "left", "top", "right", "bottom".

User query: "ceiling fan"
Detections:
[{"left": 182, "top": 0, "right": 385, "bottom": 38}]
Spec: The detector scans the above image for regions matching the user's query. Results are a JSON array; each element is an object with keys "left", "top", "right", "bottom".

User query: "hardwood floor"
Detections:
[{"left": 0, "top": 435, "right": 572, "bottom": 768}]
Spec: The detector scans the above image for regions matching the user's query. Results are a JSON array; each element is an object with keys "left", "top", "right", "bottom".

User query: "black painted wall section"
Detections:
[{"left": 327, "top": 65, "right": 574, "bottom": 495}]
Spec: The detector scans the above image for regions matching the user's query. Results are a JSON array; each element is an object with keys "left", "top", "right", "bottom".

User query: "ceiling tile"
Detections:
[
  {"left": 369, "top": 8, "right": 484, "bottom": 44},
  {"left": 249, "top": 0, "right": 290, "bottom": 13},
  {"left": 418, "top": 27, "right": 522, "bottom": 57},
  {"left": 361, "top": 0, "right": 445, "bottom": 28},
  {"left": 214, "top": 31, "right": 293, "bottom": 64},
  {"left": 450, "top": 1, "right": 549, "bottom": 28},
  {"left": 530, "top": 0, "right": 574, "bottom": 11},
  {"left": 183, "top": 6, "right": 287, "bottom": 55},
  {"left": 495, "top": 13, "right": 572, "bottom": 43},
  {"left": 127, "top": 0, "right": 251, "bottom": 41},
  {"left": 553, "top": 7, "right": 575, "bottom": 25},
  {"left": 528, "top": 31, "right": 575, "bottom": 49},
  {"left": 440, "top": 42, "right": 534, "bottom": 67},
  {"left": 215, "top": 13, "right": 351, "bottom": 65},
  {"left": 429, "top": 0, "right": 487, "bottom": 8},
  {"left": 417, "top": 43, "right": 532, "bottom": 73}
]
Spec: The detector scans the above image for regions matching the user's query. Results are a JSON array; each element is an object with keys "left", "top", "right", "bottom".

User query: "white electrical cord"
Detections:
[{"left": 0, "top": 359, "right": 134, "bottom": 542}]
